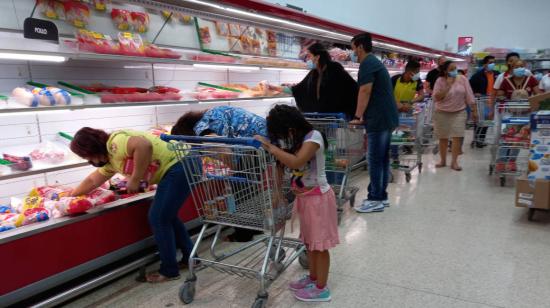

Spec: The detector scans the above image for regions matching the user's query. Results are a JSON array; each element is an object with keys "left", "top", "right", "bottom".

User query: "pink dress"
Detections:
[{"left": 291, "top": 130, "right": 339, "bottom": 252}]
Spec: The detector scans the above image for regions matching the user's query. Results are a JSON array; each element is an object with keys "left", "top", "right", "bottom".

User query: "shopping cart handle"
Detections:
[
  {"left": 160, "top": 134, "right": 262, "bottom": 148},
  {"left": 302, "top": 112, "right": 347, "bottom": 119}
]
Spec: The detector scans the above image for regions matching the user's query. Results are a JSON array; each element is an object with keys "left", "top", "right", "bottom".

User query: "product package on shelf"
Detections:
[
  {"left": 2, "top": 154, "right": 33, "bottom": 172},
  {"left": 190, "top": 84, "right": 241, "bottom": 100},
  {"left": 528, "top": 111, "right": 550, "bottom": 180},
  {"left": 130, "top": 12, "right": 150, "bottom": 33},
  {"left": 29, "top": 142, "right": 68, "bottom": 164},
  {"left": 221, "top": 81, "right": 285, "bottom": 98},
  {"left": 11, "top": 86, "right": 73, "bottom": 107},
  {"left": 63, "top": 0, "right": 90, "bottom": 28},
  {"left": 188, "top": 52, "right": 238, "bottom": 63},
  {"left": 77, "top": 84, "right": 182, "bottom": 103},
  {"left": 38, "top": 0, "right": 65, "bottom": 20}
]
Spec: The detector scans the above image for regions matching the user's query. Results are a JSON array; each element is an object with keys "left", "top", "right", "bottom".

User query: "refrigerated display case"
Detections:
[{"left": 0, "top": 0, "right": 466, "bottom": 306}]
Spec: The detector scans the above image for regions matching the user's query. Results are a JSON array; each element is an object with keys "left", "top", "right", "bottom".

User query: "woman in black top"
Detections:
[{"left": 290, "top": 43, "right": 358, "bottom": 118}]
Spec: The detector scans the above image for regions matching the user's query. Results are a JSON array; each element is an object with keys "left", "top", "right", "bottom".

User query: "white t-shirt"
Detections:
[
  {"left": 539, "top": 74, "right": 550, "bottom": 92},
  {"left": 290, "top": 130, "right": 330, "bottom": 193},
  {"left": 494, "top": 70, "right": 533, "bottom": 89}
]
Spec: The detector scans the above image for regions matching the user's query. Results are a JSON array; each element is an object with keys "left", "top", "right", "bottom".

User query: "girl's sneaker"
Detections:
[
  {"left": 289, "top": 275, "right": 315, "bottom": 291},
  {"left": 294, "top": 285, "right": 331, "bottom": 302}
]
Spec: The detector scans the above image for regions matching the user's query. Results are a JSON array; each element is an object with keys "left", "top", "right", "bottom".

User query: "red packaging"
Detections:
[
  {"left": 30, "top": 185, "right": 72, "bottom": 200},
  {"left": 63, "top": 1, "right": 90, "bottom": 28},
  {"left": 111, "top": 9, "right": 131, "bottom": 31},
  {"left": 92, "top": 0, "right": 107, "bottom": 11},
  {"left": 149, "top": 86, "right": 180, "bottom": 94},
  {"left": 86, "top": 188, "right": 116, "bottom": 206},
  {"left": 111, "top": 87, "right": 148, "bottom": 94},
  {"left": 57, "top": 197, "right": 93, "bottom": 215},
  {"left": 38, "top": 0, "right": 65, "bottom": 20},
  {"left": 130, "top": 12, "right": 150, "bottom": 33},
  {"left": 117, "top": 32, "right": 145, "bottom": 56},
  {"left": 15, "top": 208, "right": 49, "bottom": 227}
]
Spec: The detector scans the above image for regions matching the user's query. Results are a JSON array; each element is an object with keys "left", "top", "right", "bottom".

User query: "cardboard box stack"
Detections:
[{"left": 516, "top": 111, "right": 550, "bottom": 209}]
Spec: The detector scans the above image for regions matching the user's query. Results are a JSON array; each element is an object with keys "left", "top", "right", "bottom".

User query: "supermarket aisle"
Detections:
[{"left": 65, "top": 145, "right": 550, "bottom": 308}]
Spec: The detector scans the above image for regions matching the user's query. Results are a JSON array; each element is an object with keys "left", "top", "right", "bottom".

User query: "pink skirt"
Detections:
[{"left": 295, "top": 188, "right": 340, "bottom": 251}]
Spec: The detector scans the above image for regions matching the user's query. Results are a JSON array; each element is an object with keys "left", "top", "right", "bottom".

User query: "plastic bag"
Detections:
[
  {"left": 29, "top": 142, "right": 68, "bottom": 164},
  {"left": 87, "top": 188, "right": 116, "bottom": 206},
  {"left": 52, "top": 197, "right": 93, "bottom": 216},
  {"left": 63, "top": 1, "right": 90, "bottom": 28},
  {"left": 131, "top": 12, "right": 150, "bottom": 33},
  {"left": 38, "top": 0, "right": 65, "bottom": 20},
  {"left": 15, "top": 208, "right": 49, "bottom": 227},
  {"left": 92, "top": 0, "right": 108, "bottom": 11},
  {"left": 111, "top": 9, "right": 131, "bottom": 31},
  {"left": 29, "top": 185, "right": 72, "bottom": 200},
  {"left": 117, "top": 32, "right": 144, "bottom": 56}
]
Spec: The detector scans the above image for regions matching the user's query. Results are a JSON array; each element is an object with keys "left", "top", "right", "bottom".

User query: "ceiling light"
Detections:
[{"left": 0, "top": 52, "right": 66, "bottom": 62}]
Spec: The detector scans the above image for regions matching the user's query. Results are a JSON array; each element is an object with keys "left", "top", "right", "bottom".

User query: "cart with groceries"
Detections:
[{"left": 160, "top": 135, "right": 306, "bottom": 308}]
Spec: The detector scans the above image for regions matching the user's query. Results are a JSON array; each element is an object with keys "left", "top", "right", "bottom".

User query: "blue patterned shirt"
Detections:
[{"left": 194, "top": 106, "right": 267, "bottom": 137}]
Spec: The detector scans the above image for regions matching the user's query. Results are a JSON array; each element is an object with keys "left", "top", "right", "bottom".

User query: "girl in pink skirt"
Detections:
[{"left": 255, "top": 105, "right": 339, "bottom": 302}]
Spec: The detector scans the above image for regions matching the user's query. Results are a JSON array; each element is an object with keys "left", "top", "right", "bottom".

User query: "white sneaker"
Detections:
[
  {"left": 355, "top": 200, "right": 384, "bottom": 213},
  {"left": 382, "top": 200, "right": 390, "bottom": 207}
]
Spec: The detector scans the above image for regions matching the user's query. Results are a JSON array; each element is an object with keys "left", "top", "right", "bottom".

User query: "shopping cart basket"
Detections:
[
  {"left": 160, "top": 135, "right": 306, "bottom": 308},
  {"left": 470, "top": 96, "right": 495, "bottom": 149},
  {"left": 302, "top": 112, "right": 363, "bottom": 222},
  {"left": 390, "top": 103, "right": 427, "bottom": 183},
  {"left": 489, "top": 100, "right": 531, "bottom": 186}
]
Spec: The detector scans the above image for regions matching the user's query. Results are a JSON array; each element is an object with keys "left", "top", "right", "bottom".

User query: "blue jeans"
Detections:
[
  {"left": 367, "top": 130, "right": 392, "bottom": 201},
  {"left": 149, "top": 162, "right": 194, "bottom": 277}
]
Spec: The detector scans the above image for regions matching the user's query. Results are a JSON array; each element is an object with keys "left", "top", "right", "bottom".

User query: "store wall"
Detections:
[
  {"left": 265, "top": 0, "right": 449, "bottom": 50},
  {"left": 443, "top": 0, "right": 550, "bottom": 52},
  {"left": 267, "top": 0, "right": 550, "bottom": 52}
]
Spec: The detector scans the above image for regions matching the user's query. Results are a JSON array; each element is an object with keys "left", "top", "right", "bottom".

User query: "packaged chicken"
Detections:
[
  {"left": 15, "top": 208, "right": 49, "bottom": 227},
  {"left": 131, "top": 12, "right": 150, "bottom": 33},
  {"left": 92, "top": 0, "right": 108, "bottom": 11},
  {"left": 87, "top": 188, "right": 116, "bottom": 206},
  {"left": 38, "top": 0, "right": 65, "bottom": 20},
  {"left": 199, "top": 27, "right": 212, "bottom": 44},
  {"left": 52, "top": 197, "right": 93, "bottom": 216},
  {"left": 111, "top": 8, "right": 131, "bottom": 31},
  {"left": 63, "top": 1, "right": 90, "bottom": 28},
  {"left": 117, "top": 32, "right": 145, "bottom": 56},
  {"left": 29, "top": 185, "right": 73, "bottom": 201}
]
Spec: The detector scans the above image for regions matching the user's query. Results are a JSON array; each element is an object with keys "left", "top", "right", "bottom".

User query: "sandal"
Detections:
[
  {"left": 146, "top": 272, "right": 180, "bottom": 283},
  {"left": 435, "top": 163, "right": 446, "bottom": 168},
  {"left": 451, "top": 165, "right": 462, "bottom": 171}
]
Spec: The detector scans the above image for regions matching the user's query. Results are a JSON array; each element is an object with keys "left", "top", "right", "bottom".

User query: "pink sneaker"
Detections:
[
  {"left": 289, "top": 275, "right": 315, "bottom": 291},
  {"left": 294, "top": 285, "right": 331, "bottom": 302}
]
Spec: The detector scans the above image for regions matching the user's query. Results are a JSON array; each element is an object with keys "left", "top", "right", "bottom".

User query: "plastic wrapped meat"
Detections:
[
  {"left": 63, "top": 1, "right": 90, "bottom": 28},
  {"left": 3, "top": 154, "right": 32, "bottom": 171},
  {"left": 130, "top": 12, "right": 150, "bottom": 33},
  {"left": 29, "top": 185, "right": 73, "bottom": 201},
  {"left": 15, "top": 208, "right": 49, "bottom": 227},
  {"left": 87, "top": 188, "right": 116, "bottom": 207},
  {"left": 111, "top": 9, "right": 131, "bottom": 31},
  {"left": 100, "top": 92, "right": 181, "bottom": 103},
  {"left": 51, "top": 197, "right": 93, "bottom": 216},
  {"left": 29, "top": 142, "right": 67, "bottom": 164}
]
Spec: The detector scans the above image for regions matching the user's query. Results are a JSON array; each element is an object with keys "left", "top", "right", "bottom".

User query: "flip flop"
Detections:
[
  {"left": 145, "top": 272, "right": 180, "bottom": 283},
  {"left": 451, "top": 165, "right": 462, "bottom": 171},
  {"left": 435, "top": 163, "right": 446, "bottom": 168}
]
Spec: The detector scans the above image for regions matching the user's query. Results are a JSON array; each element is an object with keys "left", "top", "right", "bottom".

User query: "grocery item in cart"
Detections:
[
  {"left": 131, "top": 12, "right": 150, "bottom": 33},
  {"left": 38, "top": 0, "right": 65, "bottom": 20},
  {"left": 63, "top": 1, "right": 90, "bottom": 28},
  {"left": 29, "top": 142, "right": 67, "bottom": 164},
  {"left": 528, "top": 111, "right": 550, "bottom": 180},
  {"left": 111, "top": 8, "right": 131, "bottom": 31}
]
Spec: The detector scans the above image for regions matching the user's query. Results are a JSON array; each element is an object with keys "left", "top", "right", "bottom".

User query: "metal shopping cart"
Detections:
[
  {"left": 160, "top": 135, "right": 306, "bottom": 308},
  {"left": 489, "top": 100, "right": 531, "bottom": 186},
  {"left": 390, "top": 103, "right": 428, "bottom": 183},
  {"left": 302, "top": 113, "right": 364, "bottom": 223},
  {"left": 470, "top": 96, "right": 495, "bottom": 149}
]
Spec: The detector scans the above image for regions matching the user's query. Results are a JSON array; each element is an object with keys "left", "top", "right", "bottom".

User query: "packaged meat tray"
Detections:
[
  {"left": 188, "top": 54, "right": 238, "bottom": 63},
  {"left": 100, "top": 92, "right": 182, "bottom": 103}
]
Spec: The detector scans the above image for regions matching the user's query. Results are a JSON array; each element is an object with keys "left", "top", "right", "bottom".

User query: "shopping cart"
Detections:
[
  {"left": 390, "top": 103, "right": 427, "bottom": 183},
  {"left": 302, "top": 112, "right": 363, "bottom": 222},
  {"left": 489, "top": 100, "right": 531, "bottom": 186},
  {"left": 470, "top": 96, "right": 495, "bottom": 149},
  {"left": 160, "top": 135, "right": 306, "bottom": 308}
]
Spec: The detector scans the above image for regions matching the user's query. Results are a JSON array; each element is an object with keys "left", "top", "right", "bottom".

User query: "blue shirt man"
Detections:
[{"left": 350, "top": 32, "right": 398, "bottom": 212}]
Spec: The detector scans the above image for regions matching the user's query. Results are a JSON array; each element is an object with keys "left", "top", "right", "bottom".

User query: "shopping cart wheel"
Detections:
[
  {"left": 252, "top": 295, "right": 268, "bottom": 308},
  {"left": 499, "top": 177, "right": 506, "bottom": 187},
  {"left": 405, "top": 173, "right": 411, "bottom": 183},
  {"left": 269, "top": 244, "right": 286, "bottom": 263},
  {"left": 528, "top": 208, "right": 536, "bottom": 221},
  {"left": 418, "top": 163, "right": 423, "bottom": 174},
  {"left": 179, "top": 280, "right": 196, "bottom": 304},
  {"left": 349, "top": 194, "right": 356, "bottom": 208},
  {"left": 489, "top": 165, "right": 494, "bottom": 175},
  {"left": 298, "top": 251, "right": 309, "bottom": 269}
]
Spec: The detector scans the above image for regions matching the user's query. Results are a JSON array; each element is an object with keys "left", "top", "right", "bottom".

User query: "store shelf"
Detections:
[
  {"left": 0, "top": 191, "right": 155, "bottom": 244},
  {"left": 0, "top": 96, "right": 294, "bottom": 114}
]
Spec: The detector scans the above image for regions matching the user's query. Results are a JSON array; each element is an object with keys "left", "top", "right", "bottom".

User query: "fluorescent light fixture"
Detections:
[
  {"left": 0, "top": 52, "right": 66, "bottom": 62},
  {"left": 344, "top": 67, "right": 359, "bottom": 72},
  {"left": 193, "top": 64, "right": 260, "bottom": 71},
  {"left": 186, "top": 0, "right": 223, "bottom": 10},
  {"left": 262, "top": 67, "right": 308, "bottom": 72}
]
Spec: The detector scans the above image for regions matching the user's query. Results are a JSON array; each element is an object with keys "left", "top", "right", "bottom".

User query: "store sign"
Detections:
[
  {"left": 23, "top": 18, "right": 59, "bottom": 42},
  {"left": 457, "top": 36, "right": 473, "bottom": 56}
]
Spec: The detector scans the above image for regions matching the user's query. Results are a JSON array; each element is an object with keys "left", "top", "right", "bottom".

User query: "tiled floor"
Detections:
[{"left": 65, "top": 145, "right": 550, "bottom": 308}]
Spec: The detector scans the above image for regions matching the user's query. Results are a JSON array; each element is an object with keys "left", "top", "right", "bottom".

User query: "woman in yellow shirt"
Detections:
[{"left": 70, "top": 127, "right": 192, "bottom": 283}]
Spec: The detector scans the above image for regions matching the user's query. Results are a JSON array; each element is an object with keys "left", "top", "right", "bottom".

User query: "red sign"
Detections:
[{"left": 458, "top": 36, "right": 473, "bottom": 56}]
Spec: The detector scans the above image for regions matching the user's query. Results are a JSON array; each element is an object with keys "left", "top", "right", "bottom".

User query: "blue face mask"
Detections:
[
  {"left": 306, "top": 59, "right": 316, "bottom": 70},
  {"left": 487, "top": 63, "right": 496, "bottom": 71},
  {"left": 350, "top": 52, "right": 358, "bottom": 63},
  {"left": 513, "top": 67, "right": 526, "bottom": 77},
  {"left": 412, "top": 72, "right": 421, "bottom": 81},
  {"left": 535, "top": 72, "right": 544, "bottom": 81},
  {"left": 448, "top": 70, "right": 458, "bottom": 78}
]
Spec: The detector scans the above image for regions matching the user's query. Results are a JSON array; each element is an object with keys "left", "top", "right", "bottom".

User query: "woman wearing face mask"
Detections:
[
  {"left": 70, "top": 127, "right": 195, "bottom": 283},
  {"left": 432, "top": 61, "right": 476, "bottom": 171},
  {"left": 287, "top": 43, "right": 358, "bottom": 118},
  {"left": 497, "top": 59, "right": 541, "bottom": 100}
]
